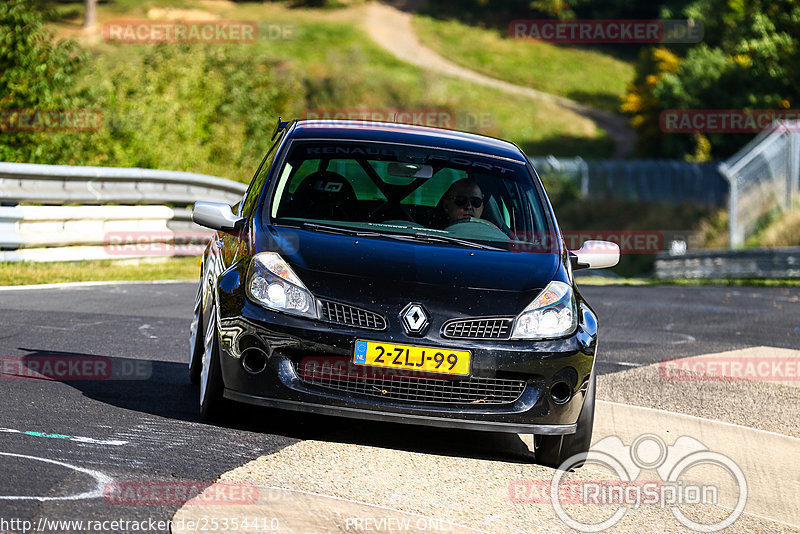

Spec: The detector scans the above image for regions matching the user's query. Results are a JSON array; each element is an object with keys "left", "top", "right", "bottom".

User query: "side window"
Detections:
[
  {"left": 233, "top": 195, "right": 245, "bottom": 217},
  {"left": 241, "top": 135, "right": 282, "bottom": 218}
]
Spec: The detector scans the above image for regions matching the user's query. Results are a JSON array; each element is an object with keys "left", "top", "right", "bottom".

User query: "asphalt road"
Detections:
[{"left": 0, "top": 281, "right": 798, "bottom": 533}]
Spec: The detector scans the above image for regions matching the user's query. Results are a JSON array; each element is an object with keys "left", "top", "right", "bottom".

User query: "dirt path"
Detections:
[{"left": 362, "top": 2, "right": 635, "bottom": 158}]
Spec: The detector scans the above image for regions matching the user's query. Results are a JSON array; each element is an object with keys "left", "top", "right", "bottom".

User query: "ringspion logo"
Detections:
[{"left": 512, "top": 434, "right": 747, "bottom": 532}]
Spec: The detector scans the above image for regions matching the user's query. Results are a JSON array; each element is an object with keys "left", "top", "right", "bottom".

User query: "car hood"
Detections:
[{"left": 263, "top": 226, "right": 561, "bottom": 317}]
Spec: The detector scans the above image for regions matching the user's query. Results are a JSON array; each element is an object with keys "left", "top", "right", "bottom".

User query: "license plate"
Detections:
[{"left": 353, "top": 340, "right": 470, "bottom": 376}]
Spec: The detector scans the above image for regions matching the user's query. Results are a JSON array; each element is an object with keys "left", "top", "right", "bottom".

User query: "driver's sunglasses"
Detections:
[{"left": 448, "top": 195, "right": 484, "bottom": 208}]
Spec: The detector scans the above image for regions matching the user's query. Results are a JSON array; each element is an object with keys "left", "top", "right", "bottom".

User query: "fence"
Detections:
[
  {"left": 530, "top": 157, "right": 728, "bottom": 207},
  {"left": 718, "top": 121, "right": 800, "bottom": 248},
  {"left": 0, "top": 162, "right": 247, "bottom": 262}
]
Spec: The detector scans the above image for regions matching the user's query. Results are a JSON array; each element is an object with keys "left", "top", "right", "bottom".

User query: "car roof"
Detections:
[{"left": 289, "top": 120, "right": 528, "bottom": 163}]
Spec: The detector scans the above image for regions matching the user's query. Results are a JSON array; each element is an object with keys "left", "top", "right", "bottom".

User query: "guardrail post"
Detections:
[
  {"left": 577, "top": 157, "right": 588, "bottom": 197},
  {"left": 718, "top": 163, "right": 739, "bottom": 249},
  {"left": 789, "top": 127, "right": 799, "bottom": 208},
  {"left": 0, "top": 207, "right": 24, "bottom": 250}
]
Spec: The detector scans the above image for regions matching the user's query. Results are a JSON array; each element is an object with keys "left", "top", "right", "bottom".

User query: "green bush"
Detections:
[
  {"left": 0, "top": 0, "right": 85, "bottom": 162},
  {"left": 70, "top": 44, "right": 304, "bottom": 181}
]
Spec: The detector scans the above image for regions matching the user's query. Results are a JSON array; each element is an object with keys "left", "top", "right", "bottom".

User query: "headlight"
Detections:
[
  {"left": 511, "top": 281, "right": 576, "bottom": 339},
  {"left": 246, "top": 252, "right": 317, "bottom": 319}
]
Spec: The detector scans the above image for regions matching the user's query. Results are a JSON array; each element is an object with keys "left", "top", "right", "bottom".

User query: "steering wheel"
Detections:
[
  {"left": 464, "top": 216, "right": 498, "bottom": 227},
  {"left": 446, "top": 217, "right": 515, "bottom": 239},
  {"left": 444, "top": 217, "right": 513, "bottom": 241}
]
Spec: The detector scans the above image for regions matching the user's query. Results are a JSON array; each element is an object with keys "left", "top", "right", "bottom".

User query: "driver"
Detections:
[{"left": 439, "top": 178, "right": 484, "bottom": 224}]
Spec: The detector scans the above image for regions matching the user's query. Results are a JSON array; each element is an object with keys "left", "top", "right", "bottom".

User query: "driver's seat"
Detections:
[
  {"left": 481, "top": 195, "right": 507, "bottom": 230},
  {"left": 288, "top": 171, "right": 362, "bottom": 221}
]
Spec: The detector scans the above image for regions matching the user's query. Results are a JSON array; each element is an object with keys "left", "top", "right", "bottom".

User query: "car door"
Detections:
[{"left": 202, "top": 129, "right": 288, "bottom": 326}]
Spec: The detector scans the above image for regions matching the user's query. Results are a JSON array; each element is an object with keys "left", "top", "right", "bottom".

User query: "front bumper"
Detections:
[{"left": 215, "top": 297, "right": 598, "bottom": 435}]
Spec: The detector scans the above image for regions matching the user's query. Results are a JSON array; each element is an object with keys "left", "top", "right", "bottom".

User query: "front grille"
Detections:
[
  {"left": 318, "top": 300, "right": 386, "bottom": 330},
  {"left": 442, "top": 317, "right": 514, "bottom": 339},
  {"left": 296, "top": 360, "right": 525, "bottom": 405}
]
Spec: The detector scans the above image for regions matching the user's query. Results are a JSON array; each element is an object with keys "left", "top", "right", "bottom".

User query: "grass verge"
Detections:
[
  {"left": 412, "top": 15, "right": 635, "bottom": 112},
  {"left": 3, "top": 259, "right": 797, "bottom": 288},
  {"left": 37, "top": 0, "right": 612, "bottom": 184},
  {"left": 0, "top": 257, "right": 200, "bottom": 286}
]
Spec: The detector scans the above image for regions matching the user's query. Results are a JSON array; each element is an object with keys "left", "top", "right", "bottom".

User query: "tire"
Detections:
[
  {"left": 188, "top": 288, "right": 203, "bottom": 385},
  {"left": 535, "top": 372, "right": 596, "bottom": 469},
  {"left": 199, "top": 302, "right": 227, "bottom": 421}
]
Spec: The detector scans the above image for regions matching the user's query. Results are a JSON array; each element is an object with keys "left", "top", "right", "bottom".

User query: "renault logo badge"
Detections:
[{"left": 400, "top": 303, "right": 429, "bottom": 335}]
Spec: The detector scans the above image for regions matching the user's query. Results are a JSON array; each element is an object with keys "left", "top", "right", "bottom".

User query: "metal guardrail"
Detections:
[
  {"left": 0, "top": 162, "right": 247, "bottom": 207},
  {"left": 0, "top": 205, "right": 213, "bottom": 262},
  {"left": 0, "top": 162, "right": 247, "bottom": 262},
  {"left": 655, "top": 248, "right": 800, "bottom": 279}
]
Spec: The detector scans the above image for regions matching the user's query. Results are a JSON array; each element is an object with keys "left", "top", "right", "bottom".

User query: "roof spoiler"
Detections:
[{"left": 271, "top": 117, "right": 292, "bottom": 140}]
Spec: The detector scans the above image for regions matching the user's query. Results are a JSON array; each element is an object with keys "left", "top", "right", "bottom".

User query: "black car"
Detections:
[{"left": 189, "top": 119, "right": 619, "bottom": 467}]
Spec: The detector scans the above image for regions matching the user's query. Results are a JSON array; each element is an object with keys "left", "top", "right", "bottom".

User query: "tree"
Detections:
[{"left": 623, "top": 0, "right": 800, "bottom": 160}]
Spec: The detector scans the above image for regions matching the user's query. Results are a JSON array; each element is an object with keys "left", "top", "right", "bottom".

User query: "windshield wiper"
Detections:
[
  {"left": 299, "top": 222, "right": 380, "bottom": 237},
  {"left": 410, "top": 233, "right": 504, "bottom": 250},
  {"left": 290, "top": 222, "right": 502, "bottom": 250}
]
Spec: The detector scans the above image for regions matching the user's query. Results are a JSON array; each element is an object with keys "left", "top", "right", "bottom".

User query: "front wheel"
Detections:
[
  {"left": 199, "top": 302, "right": 227, "bottom": 421},
  {"left": 188, "top": 287, "right": 203, "bottom": 385},
  {"left": 535, "top": 373, "right": 596, "bottom": 469}
]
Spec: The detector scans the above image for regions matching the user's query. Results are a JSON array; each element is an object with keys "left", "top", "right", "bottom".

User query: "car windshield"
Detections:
[{"left": 266, "top": 139, "right": 555, "bottom": 251}]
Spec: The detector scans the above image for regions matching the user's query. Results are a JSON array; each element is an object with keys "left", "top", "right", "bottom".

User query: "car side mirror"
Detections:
[
  {"left": 570, "top": 240, "right": 620, "bottom": 270},
  {"left": 192, "top": 201, "right": 245, "bottom": 234}
]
